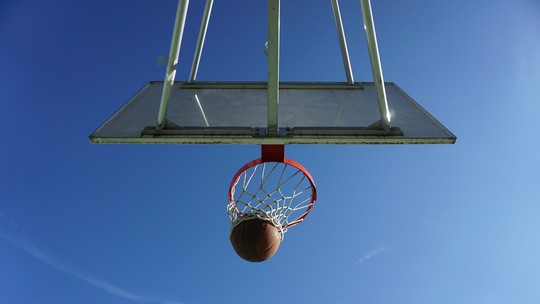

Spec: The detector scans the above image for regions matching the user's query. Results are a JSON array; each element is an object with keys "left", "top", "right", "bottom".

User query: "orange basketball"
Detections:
[{"left": 229, "top": 217, "right": 281, "bottom": 262}]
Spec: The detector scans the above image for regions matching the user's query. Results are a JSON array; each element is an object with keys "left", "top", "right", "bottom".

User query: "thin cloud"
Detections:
[
  {"left": 0, "top": 209, "right": 21, "bottom": 230},
  {"left": 0, "top": 212, "right": 183, "bottom": 304},
  {"left": 353, "top": 246, "right": 388, "bottom": 265}
]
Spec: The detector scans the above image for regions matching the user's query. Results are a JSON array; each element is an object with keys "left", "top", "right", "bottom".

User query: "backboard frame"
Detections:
[{"left": 89, "top": 81, "right": 456, "bottom": 145}]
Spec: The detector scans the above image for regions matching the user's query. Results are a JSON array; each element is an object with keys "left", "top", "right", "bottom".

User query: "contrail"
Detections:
[
  {"left": 353, "top": 246, "right": 388, "bottom": 265},
  {"left": 0, "top": 210, "right": 183, "bottom": 304}
]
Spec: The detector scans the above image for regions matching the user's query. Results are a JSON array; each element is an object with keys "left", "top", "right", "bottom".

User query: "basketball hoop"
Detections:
[{"left": 227, "top": 145, "right": 317, "bottom": 241}]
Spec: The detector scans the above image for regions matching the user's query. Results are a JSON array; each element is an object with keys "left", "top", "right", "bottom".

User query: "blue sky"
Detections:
[{"left": 1, "top": 0, "right": 540, "bottom": 303}]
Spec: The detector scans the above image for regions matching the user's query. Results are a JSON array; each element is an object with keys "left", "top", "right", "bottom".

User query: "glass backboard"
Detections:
[{"left": 89, "top": 81, "right": 456, "bottom": 144}]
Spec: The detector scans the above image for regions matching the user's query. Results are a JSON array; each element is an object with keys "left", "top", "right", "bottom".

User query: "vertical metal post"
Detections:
[
  {"left": 267, "top": 0, "right": 280, "bottom": 136},
  {"left": 360, "top": 0, "right": 391, "bottom": 129},
  {"left": 331, "top": 0, "right": 354, "bottom": 84},
  {"left": 157, "top": 0, "right": 190, "bottom": 129},
  {"left": 189, "top": 0, "right": 214, "bottom": 82}
]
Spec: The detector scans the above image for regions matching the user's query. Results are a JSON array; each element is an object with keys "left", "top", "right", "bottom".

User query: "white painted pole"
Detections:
[
  {"left": 360, "top": 0, "right": 391, "bottom": 129},
  {"left": 331, "top": 0, "right": 354, "bottom": 84},
  {"left": 157, "top": 0, "right": 190, "bottom": 129},
  {"left": 189, "top": 0, "right": 214, "bottom": 82},
  {"left": 267, "top": 0, "right": 280, "bottom": 136}
]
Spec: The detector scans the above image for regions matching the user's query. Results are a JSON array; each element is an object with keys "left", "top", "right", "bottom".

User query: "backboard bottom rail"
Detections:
[{"left": 89, "top": 126, "right": 454, "bottom": 144}]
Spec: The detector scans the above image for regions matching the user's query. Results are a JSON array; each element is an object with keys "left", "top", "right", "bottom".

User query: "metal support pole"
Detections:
[
  {"left": 189, "top": 0, "right": 214, "bottom": 82},
  {"left": 331, "top": 0, "right": 354, "bottom": 84},
  {"left": 157, "top": 0, "right": 190, "bottom": 129},
  {"left": 267, "top": 0, "right": 280, "bottom": 136},
  {"left": 360, "top": 0, "right": 391, "bottom": 129}
]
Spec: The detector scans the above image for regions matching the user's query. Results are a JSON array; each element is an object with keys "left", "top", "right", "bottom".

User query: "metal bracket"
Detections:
[
  {"left": 144, "top": 126, "right": 403, "bottom": 138},
  {"left": 252, "top": 128, "right": 292, "bottom": 137},
  {"left": 261, "top": 145, "right": 285, "bottom": 162},
  {"left": 291, "top": 126, "right": 403, "bottom": 137},
  {"left": 141, "top": 126, "right": 254, "bottom": 137}
]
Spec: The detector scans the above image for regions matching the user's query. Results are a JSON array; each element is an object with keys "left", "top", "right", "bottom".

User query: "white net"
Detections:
[{"left": 227, "top": 161, "right": 316, "bottom": 236}]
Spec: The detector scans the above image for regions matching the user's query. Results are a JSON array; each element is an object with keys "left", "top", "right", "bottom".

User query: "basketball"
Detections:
[{"left": 229, "top": 217, "right": 281, "bottom": 262}]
